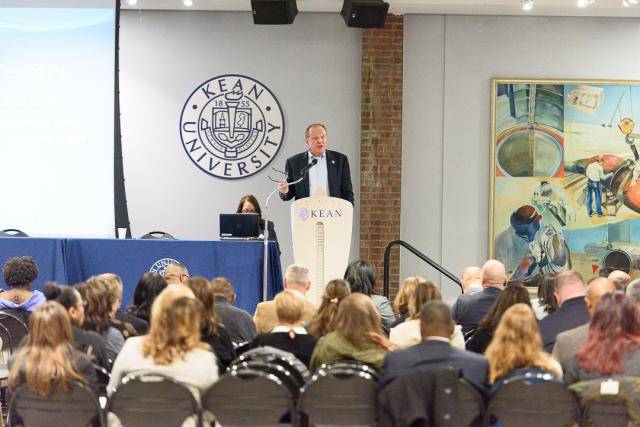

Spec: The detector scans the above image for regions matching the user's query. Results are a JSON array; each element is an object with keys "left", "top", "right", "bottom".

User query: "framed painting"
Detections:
[{"left": 490, "top": 78, "right": 640, "bottom": 285}]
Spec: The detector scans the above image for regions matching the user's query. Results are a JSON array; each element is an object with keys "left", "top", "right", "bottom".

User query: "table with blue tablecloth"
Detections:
[{"left": 0, "top": 237, "right": 283, "bottom": 314}]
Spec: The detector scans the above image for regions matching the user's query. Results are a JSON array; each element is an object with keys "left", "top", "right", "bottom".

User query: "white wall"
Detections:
[
  {"left": 401, "top": 15, "right": 640, "bottom": 300},
  {"left": 119, "top": 11, "right": 361, "bottom": 270}
]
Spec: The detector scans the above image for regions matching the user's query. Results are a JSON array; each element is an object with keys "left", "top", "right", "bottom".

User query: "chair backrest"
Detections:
[
  {"left": 8, "top": 381, "right": 103, "bottom": 427},
  {"left": 106, "top": 373, "right": 199, "bottom": 427},
  {"left": 457, "top": 378, "right": 486, "bottom": 427},
  {"left": 298, "top": 365, "right": 379, "bottom": 426},
  {"left": 0, "top": 229, "right": 28, "bottom": 237},
  {"left": 203, "top": 368, "right": 295, "bottom": 426},
  {"left": 489, "top": 374, "right": 580, "bottom": 427},
  {"left": 319, "top": 360, "right": 380, "bottom": 380},
  {"left": 231, "top": 359, "right": 303, "bottom": 394},
  {"left": 584, "top": 400, "right": 630, "bottom": 427},
  {"left": 570, "top": 376, "right": 640, "bottom": 427},
  {"left": 0, "top": 311, "right": 29, "bottom": 350},
  {"left": 140, "top": 231, "right": 176, "bottom": 240},
  {"left": 233, "top": 348, "right": 307, "bottom": 385}
]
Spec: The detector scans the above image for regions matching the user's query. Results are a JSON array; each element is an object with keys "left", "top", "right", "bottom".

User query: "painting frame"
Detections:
[{"left": 489, "top": 78, "right": 640, "bottom": 285}]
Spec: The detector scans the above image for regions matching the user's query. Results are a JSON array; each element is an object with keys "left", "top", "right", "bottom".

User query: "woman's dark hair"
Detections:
[
  {"left": 236, "top": 194, "right": 266, "bottom": 228},
  {"left": 579, "top": 291, "right": 640, "bottom": 375},
  {"left": 42, "top": 282, "right": 80, "bottom": 311},
  {"left": 343, "top": 260, "right": 376, "bottom": 296},
  {"left": 537, "top": 273, "right": 558, "bottom": 314},
  {"left": 477, "top": 281, "right": 531, "bottom": 333},
  {"left": 127, "top": 272, "right": 168, "bottom": 322},
  {"left": 3, "top": 256, "right": 38, "bottom": 288}
]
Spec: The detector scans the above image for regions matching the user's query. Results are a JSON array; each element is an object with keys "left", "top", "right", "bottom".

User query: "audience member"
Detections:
[
  {"left": 125, "top": 272, "right": 167, "bottom": 323},
  {"left": 187, "top": 277, "right": 236, "bottom": 371},
  {"left": 42, "top": 282, "right": 110, "bottom": 370},
  {"left": 390, "top": 282, "right": 464, "bottom": 349},
  {"left": 8, "top": 302, "right": 98, "bottom": 396},
  {"left": 98, "top": 273, "right": 148, "bottom": 335},
  {"left": 597, "top": 267, "right": 615, "bottom": 277},
  {"left": 379, "top": 301, "right": 489, "bottom": 390},
  {"left": 245, "top": 289, "right": 318, "bottom": 367},
  {"left": 627, "top": 278, "right": 640, "bottom": 305},
  {"left": 447, "top": 266, "right": 483, "bottom": 307},
  {"left": 553, "top": 277, "right": 615, "bottom": 373},
  {"left": 164, "top": 262, "right": 190, "bottom": 286},
  {"left": 453, "top": 259, "right": 506, "bottom": 334},
  {"left": 539, "top": 271, "right": 589, "bottom": 352},
  {"left": 211, "top": 277, "right": 257, "bottom": 343},
  {"left": 108, "top": 286, "right": 218, "bottom": 400},
  {"left": 343, "top": 260, "right": 395, "bottom": 330},
  {"left": 0, "top": 256, "right": 45, "bottom": 314},
  {"left": 76, "top": 278, "right": 125, "bottom": 363},
  {"left": 390, "top": 275, "right": 423, "bottom": 327},
  {"left": 466, "top": 282, "right": 531, "bottom": 354},
  {"left": 609, "top": 269, "right": 632, "bottom": 291},
  {"left": 564, "top": 291, "right": 640, "bottom": 384},
  {"left": 310, "top": 293, "right": 389, "bottom": 371},
  {"left": 254, "top": 264, "right": 316, "bottom": 334},
  {"left": 530, "top": 273, "right": 557, "bottom": 319},
  {"left": 485, "top": 304, "right": 562, "bottom": 390},
  {"left": 307, "top": 279, "right": 351, "bottom": 338}
]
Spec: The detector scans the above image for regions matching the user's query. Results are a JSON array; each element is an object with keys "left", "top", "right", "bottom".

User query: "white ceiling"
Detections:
[{"left": 121, "top": 0, "right": 640, "bottom": 17}]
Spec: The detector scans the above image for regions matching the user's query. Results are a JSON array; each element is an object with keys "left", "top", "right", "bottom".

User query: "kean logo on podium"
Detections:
[{"left": 180, "top": 74, "right": 285, "bottom": 179}]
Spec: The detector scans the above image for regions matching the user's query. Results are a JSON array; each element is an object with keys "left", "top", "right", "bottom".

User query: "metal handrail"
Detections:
[{"left": 383, "top": 240, "right": 463, "bottom": 297}]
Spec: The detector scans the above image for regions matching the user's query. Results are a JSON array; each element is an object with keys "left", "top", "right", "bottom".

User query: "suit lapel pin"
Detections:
[{"left": 331, "top": 160, "right": 335, "bottom": 164}]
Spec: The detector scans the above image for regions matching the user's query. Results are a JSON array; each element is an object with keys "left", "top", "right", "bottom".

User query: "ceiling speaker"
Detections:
[
  {"left": 251, "top": 0, "right": 298, "bottom": 25},
  {"left": 341, "top": 0, "right": 389, "bottom": 28}
]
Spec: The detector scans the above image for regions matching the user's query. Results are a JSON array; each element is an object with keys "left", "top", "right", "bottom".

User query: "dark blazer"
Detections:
[
  {"left": 379, "top": 339, "right": 490, "bottom": 392},
  {"left": 453, "top": 287, "right": 501, "bottom": 335},
  {"left": 539, "top": 296, "right": 589, "bottom": 353},
  {"left": 244, "top": 332, "right": 318, "bottom": 367},
  {"left": 279, "top": 150, "right": 354, "bottom": 204},
  {"left": 214, "top": 295, "right": 257, "bottom": 344}
]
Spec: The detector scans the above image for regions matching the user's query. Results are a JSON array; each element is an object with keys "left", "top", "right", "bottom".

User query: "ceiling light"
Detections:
[
  {"left": 630, "top": 0, "right": 638, "bottom": 4},
  {"left": 577, "top": 0, "right": 594, "bottom": 7},
  {"left": 623, "top": 0, "right": 630, "bottom": 6},
  {"left": 522, "top": 0, "right": 534, "bottom": 10},
  {"left": 124, "top": 0, "right": 137, "bottom": 5},
  {"left": 183, "top": 0, "right": 193, "bottom": 6}
]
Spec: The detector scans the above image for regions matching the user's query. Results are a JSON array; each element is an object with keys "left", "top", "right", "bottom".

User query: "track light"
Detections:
[
  {"left": 125, "top": 0, "right": 137, "bottom": 5},
  {"left": 522, "top": 0, "right": 534, "bottom": 11},
  {"left": 183, "top": 0, "right": 193, "bottom": 6},
  {"left": 577, "top": 0, "right": 594, "bottom": 7}
]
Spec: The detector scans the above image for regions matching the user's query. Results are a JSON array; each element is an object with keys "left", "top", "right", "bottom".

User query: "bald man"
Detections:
[
  {"left": 608, "top": 270, "right": 631, "bottom": 292},
  {"left": 452, "top": 260, "right": 505, "bottom": 335},
  {"left": 552, "top": 277, "right": 615, "bottom": 372},
  {"left": 164, "top": 263, "right": 189, "bottom": 286},
  {"left": 447, "top": 266, "right": 483, "bottom": 307},
  {"left": 539, "top": 271, "right": 589, "bottom": 352}
]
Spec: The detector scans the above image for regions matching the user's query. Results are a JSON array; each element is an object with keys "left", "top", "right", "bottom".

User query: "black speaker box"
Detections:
[
  {"left": 251, "top": 0, "right": 298, "bottom": 25},
  {"left": 341, "top": 0, "right": 389, "bottom": 28}
]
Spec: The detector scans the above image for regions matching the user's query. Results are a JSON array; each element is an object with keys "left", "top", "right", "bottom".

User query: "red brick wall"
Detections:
[{"left": 360, "top": 15, "right": 403, "bottom": 300}]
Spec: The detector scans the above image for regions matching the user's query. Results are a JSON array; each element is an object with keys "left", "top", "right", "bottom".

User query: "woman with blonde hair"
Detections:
[
  {"left": 389, "top": 281, "right": 465, "bottom": 349},
  {"left": 310, "top": 293, "right": 390, "bottom": 371},
  {"left": 8, "top": 301, "right": 97, "bottom": 396},
  {"left": 107, "top": 286, "right": 218, "bottom": 398},
  {"left": 307, "top": 279, "right": 351, "bottom": 338},
  {"left": 390, "top": 275, "right": 424, "bottom": 328},
  {"left": 485, "top": 303, "right": 561, "bottom": 389}
]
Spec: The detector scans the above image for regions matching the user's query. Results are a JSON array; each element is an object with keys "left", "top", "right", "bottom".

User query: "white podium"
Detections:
[{"left": 291, "top": 196, "right": 353, "bottom": 306}]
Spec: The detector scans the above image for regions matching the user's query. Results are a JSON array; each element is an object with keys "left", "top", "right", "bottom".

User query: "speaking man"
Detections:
[{"left": 278, "top": 123, "right": 354, "bottom": 204}]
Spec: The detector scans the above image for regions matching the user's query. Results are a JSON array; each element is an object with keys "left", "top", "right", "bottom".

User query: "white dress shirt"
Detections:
[{"left": 307, "top": 151, "right": 329, "bottom": 197}]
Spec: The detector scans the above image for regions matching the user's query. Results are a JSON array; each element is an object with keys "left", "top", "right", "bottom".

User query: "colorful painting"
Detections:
[{"left": 490, "top": 79, "right": 640, "bottom": 285}]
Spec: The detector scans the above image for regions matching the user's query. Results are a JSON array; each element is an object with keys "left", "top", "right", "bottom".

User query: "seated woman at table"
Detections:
[
  {"left": 8, "top": 301, "right": 98, "bottom": 396},
  {"left": 0, "top": 256, "right": 46, "bottom": 314},
  {"left": 76, "top": 277, "right": 125, "bottom": 363},
  {"left": 237, "top": 194, "right": 279, "bottom": 247},
  {"left": 244, "top": 289, "right": 318, "bottom": 368},
  {"left": 187, "top": 277, "right": 236, "bottom": 372},
  {"left": 564, "top": 291, "right": 640, "bottom": 384},
  {"left": 124, "top": 272, "right": 167, "bottom": 323},
  {"left": 310, "top": 293, "right": 390, "bottom": 372}
]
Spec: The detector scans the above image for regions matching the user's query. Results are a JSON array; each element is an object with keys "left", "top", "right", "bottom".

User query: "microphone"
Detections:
[{"left": 299, "top": 158, "right": 318, "bottom": 177}]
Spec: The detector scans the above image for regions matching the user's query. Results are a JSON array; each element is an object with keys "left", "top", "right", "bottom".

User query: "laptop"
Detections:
[{"left": 219, "top": 213, "right": 260, "bottom": 239}]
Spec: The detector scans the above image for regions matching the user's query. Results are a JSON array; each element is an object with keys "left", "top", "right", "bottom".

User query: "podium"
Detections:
[{"left": 291, "top": 196, "right": 353, "bottom": 306}]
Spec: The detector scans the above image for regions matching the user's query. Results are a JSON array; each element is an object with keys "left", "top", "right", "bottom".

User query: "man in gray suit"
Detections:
[
  {"left": 552, "top": 277, "right": 615, "bottom": 372},
  {"left": 379, "top": 301, "right": 489, "bottom": 391}
]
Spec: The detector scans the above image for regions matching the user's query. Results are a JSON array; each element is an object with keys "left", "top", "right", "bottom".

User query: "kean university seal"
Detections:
[{"left": 180, "top": 74, "right": 285, "bottom": 179}]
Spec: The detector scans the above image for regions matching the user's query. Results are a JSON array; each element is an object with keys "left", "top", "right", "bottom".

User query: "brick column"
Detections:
[{"left": 360, "top": 15, "right": 403, "bottom": 300}]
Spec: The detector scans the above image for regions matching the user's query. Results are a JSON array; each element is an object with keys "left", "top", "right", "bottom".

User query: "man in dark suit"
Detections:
[
  {"left": 211, "top": 276, "right": 257, "bottom": 344},
  {"left": 278, "top": 123, "right": 354, "bottom": 204},
  {"left": 379, "top": 300, "right": 489, "bottom": 391},
  {"left": 539, "top": 270, "right": 589, "bottom": 353}
]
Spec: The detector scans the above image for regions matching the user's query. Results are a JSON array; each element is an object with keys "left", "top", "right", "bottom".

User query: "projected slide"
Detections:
[{"left": 0, "top": 2, "right": 116, "bottom": 237}]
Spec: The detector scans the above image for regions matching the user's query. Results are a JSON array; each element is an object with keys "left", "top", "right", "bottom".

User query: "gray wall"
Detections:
[
  {"left": 401, "top": 15, "right": 640, "bottom": 300},
  {"left": 119, "top": 11, "right": 361, "bottom": 271}
]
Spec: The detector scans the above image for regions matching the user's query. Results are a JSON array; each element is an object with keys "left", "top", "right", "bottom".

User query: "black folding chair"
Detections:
[
  {"left": 318, "top": 360, "right": 380, "bottom": 380},
  {"left": 298, "top": 363, "right": 379, "bottom": 426},
  {"left": 457, "top": 378, "right": 486, "bottom": 427},
  {"left": 203, "top": 368, "right": 295, "bottom": 426},
  {"left": 8, "top": 381, "right": 103, "bottom": 427},
  {"left": 0, "top": 230, "right": 28, "bottom": 238},
  {"left": 583, "top": 400, "right": 630, "bottom": 427},
  {"left": 488, "top": 373, "right": 579, "bottom": 427},
  {"left": 0, "top": 311, "right": 29, "bottom": 349},
  {"left": 106, "top": 373, "right": 200, "bottom": 427},
  {"left": 140, "top": 231, "right": 176, "bottom": 240},
  {"left": 232, "top": 350, "right": 306, "bottom": 386}
]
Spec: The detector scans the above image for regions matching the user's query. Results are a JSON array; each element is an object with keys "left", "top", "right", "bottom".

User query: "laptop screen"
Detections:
[{"left": 219, "top": 213, "right": 260, "bottom": 238}]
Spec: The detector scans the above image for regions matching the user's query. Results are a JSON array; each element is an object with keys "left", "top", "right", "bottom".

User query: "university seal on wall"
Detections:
[{"left": 180, "top": 74, "right": 285, "bottom": 179}]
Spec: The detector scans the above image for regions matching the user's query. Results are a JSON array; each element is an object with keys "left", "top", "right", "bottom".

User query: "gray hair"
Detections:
[
  {"left": 627, "top": 279, "right": 640, "bottom": 304},
  {"left": 285, "top": 264, "right": 310, "bottom": 287}
]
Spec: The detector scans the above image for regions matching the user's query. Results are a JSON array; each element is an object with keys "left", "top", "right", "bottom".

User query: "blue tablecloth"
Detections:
[{"left": 0, "top": 237, "right": 283, "bottom": 314}]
